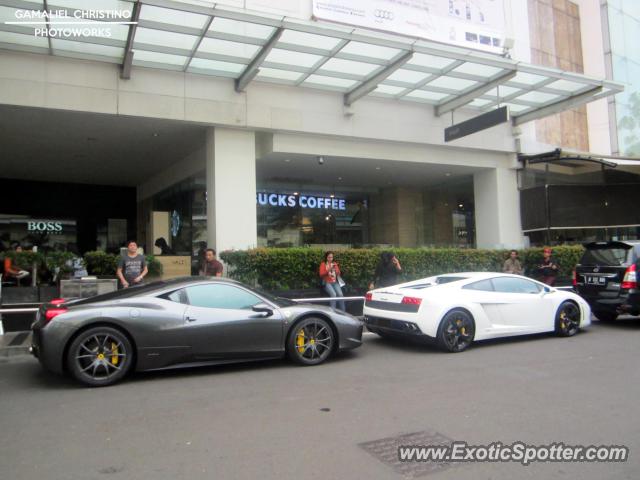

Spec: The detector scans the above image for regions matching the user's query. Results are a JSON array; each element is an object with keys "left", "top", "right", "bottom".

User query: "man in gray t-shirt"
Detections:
[{"left": 116, "top": 240, "right": 148, "bottom": 288}]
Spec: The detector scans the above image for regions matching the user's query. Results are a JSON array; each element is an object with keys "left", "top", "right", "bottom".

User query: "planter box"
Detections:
[
  {"left": 60, "top": 279, "right": 117, "bottom": 299},
  {"left": 1, "top": 286, "right": 39, "bottom": 305}
]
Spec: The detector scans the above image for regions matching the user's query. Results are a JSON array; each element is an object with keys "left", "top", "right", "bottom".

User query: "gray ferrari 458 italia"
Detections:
[{"left": 31, "top": 277, "right": 363, "bottom": 387}]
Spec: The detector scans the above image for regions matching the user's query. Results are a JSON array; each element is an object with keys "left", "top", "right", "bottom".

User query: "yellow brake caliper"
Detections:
[
  {"left": 559, "top": 312, "right": 566, "bottom": 329},
  {"left": 456, "top": 319, "right": 466, "bottom": 336},
  {"left": 111, "top": 342, "right": 119, "bottom": 365},
  {"left": 296, "top": 329, "right": 305, "bottom": 353}
]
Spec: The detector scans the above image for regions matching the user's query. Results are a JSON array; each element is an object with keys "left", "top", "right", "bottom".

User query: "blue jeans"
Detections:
[{"left": 324, "top": 282, "right": 346, "bottom": 311}]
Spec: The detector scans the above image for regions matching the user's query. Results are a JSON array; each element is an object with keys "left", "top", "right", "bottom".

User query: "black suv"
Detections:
[{"left": 574, "top": 241, "right": 640, "bottom": 322}]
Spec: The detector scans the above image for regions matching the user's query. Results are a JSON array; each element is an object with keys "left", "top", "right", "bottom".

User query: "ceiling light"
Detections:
[
  {"left": 152, "top": 133, "right": 159, "bottom": 137},
  {"left": 445, "top": 172, "right": 451, "bottom": 177},
  {"left": 284, "top": 159, "right": 291, "bottom": 162},
  {"left": 338, "top": 177, "right": 342, "bottom": 181},
  {"left": 375, "top": 167, "right": 381, "bottom": 170}
]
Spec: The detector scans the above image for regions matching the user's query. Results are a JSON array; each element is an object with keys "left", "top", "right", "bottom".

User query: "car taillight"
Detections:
[
  {"left": 401, "top": 296, "right": 422, "bottom": 306},
  {"left": 50, "top": 298, "right": 66, "bottom": 306},
  {"left": 572, "top": 270, "right": 577, "bottom": 286},
  {"left": 44, "top": 308, "right": 67, "bottom": 323},
  {"left": 621, "top": 264, "right": 637, "bottom": 289},
  {"left": 365, "top": 292, "right": 372, "bottom": 302}
]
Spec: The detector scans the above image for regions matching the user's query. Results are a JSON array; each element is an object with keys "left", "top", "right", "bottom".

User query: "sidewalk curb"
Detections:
[{"left": 0, "top": 331, "right": 32, "bottom": 358}]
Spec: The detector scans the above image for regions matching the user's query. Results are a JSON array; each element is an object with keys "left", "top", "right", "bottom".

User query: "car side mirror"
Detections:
[
  {"left": 542, "top": 286, "right": 551, "bottom": 295},
  {"left": 252, "top": 303, "right": 273, "bottom": 316}
]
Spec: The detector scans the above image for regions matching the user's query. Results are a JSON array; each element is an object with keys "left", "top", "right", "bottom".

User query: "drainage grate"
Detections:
[
  {"left": 359, "top": 430, "right": 456, "bottom": 477},
  {"left": 8, "top": 332, "right": 29, "bottom": 346}
]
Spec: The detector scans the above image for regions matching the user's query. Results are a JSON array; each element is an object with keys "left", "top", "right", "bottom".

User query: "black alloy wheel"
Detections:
[
  {"left": 555, "top": 302, "right": 581, "bottom": 337},
  {"left": 287, "top": 317, "right": 334, "bottom": 365},
  {"left": 67, "top": 326, "right": 133, "bottom": 387},
  {"left": 437, "top": 310, "right": 475, "bottom": 353}
]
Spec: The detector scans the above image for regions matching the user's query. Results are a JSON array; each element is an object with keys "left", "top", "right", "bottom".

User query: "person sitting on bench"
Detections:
[{"left": 3, "top": 245, "right": 30, "bottom": 285}]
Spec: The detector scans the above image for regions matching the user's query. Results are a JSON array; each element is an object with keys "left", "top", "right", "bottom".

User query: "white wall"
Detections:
[
  {"left": 0, "top": 51, "right": 516, "bottom": 154},
  {"left": 206, "top": 127, "right": 257, "bottom": 253},
  {"left": 573, "top": 0, "right": 612, "bottom": 155},
  {"left": 473, "top": 166, "right": 524, "bottom": 249}
]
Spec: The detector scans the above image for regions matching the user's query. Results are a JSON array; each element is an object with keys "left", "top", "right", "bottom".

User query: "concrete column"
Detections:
[
  {"left": 473, "top": 167, "right": 524, "bottom": 249},
  {"left": 205, "top": 127, "right": 257, "bottom": 253}
]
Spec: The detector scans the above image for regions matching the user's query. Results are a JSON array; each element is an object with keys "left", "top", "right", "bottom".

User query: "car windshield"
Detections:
[
  {"left": 246, "top": 286, "right": 297, "bottom": 307},
  {"left": 581, "top": 247, "right": 630, "bottom": 266}
]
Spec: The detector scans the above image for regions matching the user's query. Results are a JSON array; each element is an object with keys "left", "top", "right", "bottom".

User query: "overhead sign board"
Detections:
[
  {"left": 312, "top": 0, "right": 508, "bottom": 54},
  {"left": 444, "top": 106, "right": 509, "bottom": 142}
]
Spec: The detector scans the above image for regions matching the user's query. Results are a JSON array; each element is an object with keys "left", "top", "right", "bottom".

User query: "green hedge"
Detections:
[
  {"left": 83, "top": 251, "right": 163, "bottom": 277},
  {"left": 1, "top": 251, "right": 162, "bottom": 278},
  {"left": 220, "top": 246, "right": 584, "bottom": 290}
]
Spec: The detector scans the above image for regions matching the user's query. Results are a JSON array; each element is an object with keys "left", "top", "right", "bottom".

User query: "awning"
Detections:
[
  {"left": 0, "top": 0, "right": 625, "bottom": 125},
  {"left": 519, "top": 149, "right": 640, "bottom": 168}
]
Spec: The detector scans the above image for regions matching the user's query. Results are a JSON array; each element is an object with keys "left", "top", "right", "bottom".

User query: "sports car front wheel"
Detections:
[
  {"left": 287, "top": 317, "right": 334, "bottom": 366},
  {"left": 555, "top": 301, "right": 581, "bottom": 337},
  {"left": 67, "top": 326, "right": 133, "bottom": 387},
  {"left": 436, "top": 310, "right": 475, "bottom": 353}
]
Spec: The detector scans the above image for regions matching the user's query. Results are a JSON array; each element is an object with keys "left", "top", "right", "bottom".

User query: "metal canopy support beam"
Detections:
[
  {"left": 43, "top": 0, "right": 52, "bottom": 55},
  {"left": 344, "top": 51, "right": 413, "bottom": 106},
  {"left": 120, "top": 1, "right": 141, "bottom": 80},
  {"left": 184, "top": 15, "right": 214, "bottom": 72},
  {"left": 435, "top": 70, "right": 516, "bottom": 116},
  {"left": 235, "top": 27, "right": 283, "bottom": 93},
  {"left": 512, "top": 86, "right": 603, "bottom": 125}
]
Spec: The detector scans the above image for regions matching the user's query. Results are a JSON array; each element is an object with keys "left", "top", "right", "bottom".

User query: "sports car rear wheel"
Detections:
[
  {"left": 555, "top": 301, "right": 581, "bottom": 337},
  {"left": 287, "top": 317, "right": 334, "bottom": 366},
  {"left": 67, "top": 326, "right": 133, "bottom": 387},
  {"left": 436, "top": 310, "right": 475, "bottom": 353}
]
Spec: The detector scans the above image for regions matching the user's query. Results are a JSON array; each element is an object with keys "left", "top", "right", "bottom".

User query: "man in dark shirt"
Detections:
[
  {"left": 116, "top": 240, "right": 148, "bottom": 288},
  {"left": 200, "top": 248, "right": 223, "bottom": 277}
]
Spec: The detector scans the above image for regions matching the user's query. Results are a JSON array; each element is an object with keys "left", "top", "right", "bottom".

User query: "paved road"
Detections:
[{"left": 1, "top": 318, "right": 639, "bottom": 480}]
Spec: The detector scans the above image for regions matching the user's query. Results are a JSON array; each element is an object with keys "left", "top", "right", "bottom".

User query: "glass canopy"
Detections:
[{"left": 0, "top": 0, "right": 624, "bottom": 124}]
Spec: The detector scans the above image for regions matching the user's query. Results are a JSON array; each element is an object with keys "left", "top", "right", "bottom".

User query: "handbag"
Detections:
[{"left": 337, "top": 275, "right": 346, "bottom": 288}]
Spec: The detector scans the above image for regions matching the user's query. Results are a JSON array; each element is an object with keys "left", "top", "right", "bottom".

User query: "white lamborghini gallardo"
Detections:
[{"left": 363, "top": 272, "right": 591, "bottom": 352}]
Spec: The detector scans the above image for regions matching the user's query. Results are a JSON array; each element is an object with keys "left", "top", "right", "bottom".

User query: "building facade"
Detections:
[{"left": 0, "top": 0, "right": 636, "bottom": 264}]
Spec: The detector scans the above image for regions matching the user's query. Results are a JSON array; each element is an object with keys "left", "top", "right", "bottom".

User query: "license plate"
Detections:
[
  {"left": 371, "top": 292, "right": 403, "bottom": 303},
  {"left": 585, "top": 276, "right": 606, "bottom": 285}
]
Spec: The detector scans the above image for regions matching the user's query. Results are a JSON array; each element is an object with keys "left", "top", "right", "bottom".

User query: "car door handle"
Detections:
[{"left": 186, "top": 315, "right": 198, "bottom": 322}]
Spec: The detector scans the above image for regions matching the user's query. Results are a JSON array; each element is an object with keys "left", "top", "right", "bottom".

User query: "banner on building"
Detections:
[{"left": 312, "top": 0, "right": 508, "bottom": 54}]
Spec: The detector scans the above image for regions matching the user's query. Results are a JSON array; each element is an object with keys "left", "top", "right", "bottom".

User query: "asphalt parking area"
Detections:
[{"left": 0, "top": 317, "right": 638, "bottom": 480}]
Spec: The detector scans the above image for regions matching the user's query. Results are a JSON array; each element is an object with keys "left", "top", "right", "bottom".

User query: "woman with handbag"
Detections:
[{"left": 319, "top": 251, "right": 346, "bottom": 311}]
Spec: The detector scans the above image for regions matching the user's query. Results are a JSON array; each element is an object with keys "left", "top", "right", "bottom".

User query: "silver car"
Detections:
[{"left": 31, "top": 277, "right": 363, "bottom": 387}]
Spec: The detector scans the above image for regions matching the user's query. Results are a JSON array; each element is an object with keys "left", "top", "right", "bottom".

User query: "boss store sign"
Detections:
[
  {"left": 257, "top": 193, "right": 346, "bottom": 210},
  {"left": 0, "top": 218, "right": 74, "bottom": 236},
  {"left": 27, "top": 220, "right": 65, "bottom": 234}
]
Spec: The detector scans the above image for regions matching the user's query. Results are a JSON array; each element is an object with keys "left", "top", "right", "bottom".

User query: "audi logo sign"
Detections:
[{"left": 374, "top": 9, "right": 394, "bottom": 20}]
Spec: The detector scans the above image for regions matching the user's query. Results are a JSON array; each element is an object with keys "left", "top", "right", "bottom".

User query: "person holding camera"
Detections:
[
  {"left": 319, "top": 251, "right": 346, "bottom": 311},
  {"left": 369, "top": 251, "right": 402, "bottom": 289},
  {"left": 537, "top": 247, "right": 559, "bottom": 286}
]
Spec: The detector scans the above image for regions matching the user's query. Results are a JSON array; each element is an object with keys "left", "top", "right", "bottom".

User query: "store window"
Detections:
[{"left": 0, "top": 215, "right": 78, "bottom": 252}]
